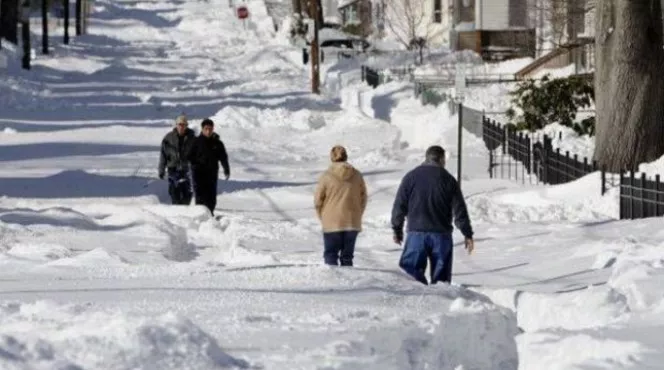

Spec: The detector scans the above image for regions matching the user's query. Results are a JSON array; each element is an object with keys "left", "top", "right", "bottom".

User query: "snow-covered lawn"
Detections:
[{"left": 1, "top": 0, "right": 663, "bottom": 369}]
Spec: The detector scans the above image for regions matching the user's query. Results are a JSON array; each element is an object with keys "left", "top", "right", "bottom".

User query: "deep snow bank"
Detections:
[
  {"left": 365, "top": 297, "right": 519, "bottom": 370},
  {"left": 0, "top": 301, "right": 249, "bottom": 369},
  {"left": 470, "top": 172, "right": 619, "bottom": 223},
  {"left": 337, "top": 80, "right": 470, "bottom": 153},
  {"left": 481, "top": 228, "right": 664, "bottom": 369}
]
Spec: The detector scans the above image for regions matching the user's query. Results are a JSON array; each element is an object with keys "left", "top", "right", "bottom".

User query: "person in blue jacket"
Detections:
[{"left": 391, "top": 145, "right": 475, "bottom": 285}]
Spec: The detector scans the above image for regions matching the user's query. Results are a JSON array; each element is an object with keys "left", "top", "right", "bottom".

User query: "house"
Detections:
[
  {"left": 335, "top": 0, "right": 454, "bottom": 48},
  {"left": 422, "top": 0, "right": 455, "bottom": 47},
  {"left": 516, "top": 0, "right": 594, "bottom": 78},
  {"left": 451, "top": 0, "right": 536, "bottom": 61},
  {"left": 337, "top": 0, "right": 373, "bottom": 37},
  {"left": 322, "top": 0, "right": 340, "bottom": 24}
]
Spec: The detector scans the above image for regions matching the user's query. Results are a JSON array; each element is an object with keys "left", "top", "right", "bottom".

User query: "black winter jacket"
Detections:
[
  {"left": 187, "top": 133, "right": 230, "bottom": 176},
  {"left": 158, "top": 128, "right": 195, "bottom": 174},
  {"left": 391, "top": 162, "right": 473, "bottom": 239}
]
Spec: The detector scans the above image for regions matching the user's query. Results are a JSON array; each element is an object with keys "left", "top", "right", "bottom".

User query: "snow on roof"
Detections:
[
  {"left": 455, "top": 22, "right": 476, "bottom": 31},
  {"left": 337, "top": 0, "right": 360, "bottom": 9}
]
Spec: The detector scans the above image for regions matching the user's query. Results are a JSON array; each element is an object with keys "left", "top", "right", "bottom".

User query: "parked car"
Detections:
[{"left": 307, "top": 27, "right": 371, "bottom": 52}]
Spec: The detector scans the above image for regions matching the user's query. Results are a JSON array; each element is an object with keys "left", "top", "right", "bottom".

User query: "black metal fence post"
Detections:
[
  {"left": 64, "top": 0, "right": 70, "bottom": 44},
  {"left": 75, "top": 0, "right": 82, "bottom": 35},
  {"left": 656, "top": 175, "right": 662, "bottom": 217},
  {"left": 42, "top": 0, "right": 48, "bottom": 54},
  {"left": 640, "top": 173, "right": 646, "bottom": 219},
  {"left": 21, "top": 5, "right": 30, "bottom": 70},
  {"left": 619, "top": 173, "right": 624, "bottom": 219},
  {"left": 457, "top": 102, "right": 463, "bottom": 189},
  {"left": 601, "top": 168, "right": 606, "bottom": 196},
  {"left": 629, "top": 172, "right": 635, "bottom": 219}
]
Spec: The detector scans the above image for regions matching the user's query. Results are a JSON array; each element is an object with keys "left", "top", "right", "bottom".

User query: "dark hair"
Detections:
[
  {"left": 201, "top": 118, "right": 214, "bottom": 128},
  {"left": 425, "top": 145, "right": 445, "bottom": 163}
]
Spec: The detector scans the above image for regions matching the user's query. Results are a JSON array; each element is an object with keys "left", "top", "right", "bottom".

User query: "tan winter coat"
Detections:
[{"left": 314, "top": 162, "right": 368, "bottom": 232}]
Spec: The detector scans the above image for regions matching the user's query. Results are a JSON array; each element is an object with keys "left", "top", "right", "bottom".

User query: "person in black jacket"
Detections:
[
  {"left": 391, "top": 145, "right": 474, "bottom": 285},
  {"left": 158, "top": 115, "right": 196, "bottom": 205},
  {"left": 187, "top": 118, "right": 230, "bottom": 215}
]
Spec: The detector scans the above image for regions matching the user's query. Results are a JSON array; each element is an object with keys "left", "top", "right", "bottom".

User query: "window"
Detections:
[
  {"left": 433, "top": 0, "right": 442, "bottom": 23},
  {"left": 347, "top": 6, "right": 358, "bottom": 24},
  {"left": 509, "top": 0, "right": 527, "bottom": 27}
]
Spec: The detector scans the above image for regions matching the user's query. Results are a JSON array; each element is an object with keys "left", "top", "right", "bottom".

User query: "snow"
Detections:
[
  {"left": 455, "top": 22, "right": 476, "bottom": 31},
  {"left": 1, "top": 0, "right": 663, "bottom": 368},
  {"left": 0, "top": 301, "right": 250, "bottom": 369}
]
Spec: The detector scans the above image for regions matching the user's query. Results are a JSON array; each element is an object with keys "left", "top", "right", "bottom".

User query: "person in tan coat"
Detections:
[{"left": 314, "top": 145, "right": 368, "bottom": 266}]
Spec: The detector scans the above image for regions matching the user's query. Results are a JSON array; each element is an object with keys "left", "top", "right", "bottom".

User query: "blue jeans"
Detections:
[
  {"left": 399, "top": 232, "right": 453, "bottom": 285},
  {"left": 167, "top": 169, "right": 192, "bottom": 205},
  {"left": 323, "top": 231, "right": 359, "bottom": 266}
]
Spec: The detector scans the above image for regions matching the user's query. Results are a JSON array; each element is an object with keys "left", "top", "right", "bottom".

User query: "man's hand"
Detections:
[
  {"left": 393, "top": 230, "right": 403, "bottom": 245},
  {"left": 224, "top": 172, "right": 230, "bottom": 180},
  {"left": 464, "top": 238, "right": 474, "bottom": 255},
  {"left": 158, "top": 171, "right": 165, "bottom": 180}
]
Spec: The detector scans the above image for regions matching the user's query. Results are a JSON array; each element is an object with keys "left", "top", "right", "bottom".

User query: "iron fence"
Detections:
[
  {"left": 481, "top": 116, "right": 611, "bottom": 191},
  {"left": 619, "top": 172, "right": 664, "bottom": 219}
]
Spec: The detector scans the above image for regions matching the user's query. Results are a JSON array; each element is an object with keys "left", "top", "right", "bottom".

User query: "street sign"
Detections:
[{"left": 236, "top": 5, "right": 249, "bottom": 19}]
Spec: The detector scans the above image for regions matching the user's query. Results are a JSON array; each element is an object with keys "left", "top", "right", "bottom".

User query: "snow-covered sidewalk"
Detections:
[{"left": 1, "top": 0, "right": 663, "bottom": 368}]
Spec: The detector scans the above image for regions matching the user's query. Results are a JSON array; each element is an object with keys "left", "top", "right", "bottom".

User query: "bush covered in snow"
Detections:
[{"left": 505, "top": 74, "right": 595, "bottom": 136}]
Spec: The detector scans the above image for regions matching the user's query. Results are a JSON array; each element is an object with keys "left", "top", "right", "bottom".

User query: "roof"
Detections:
[{"left": 338, "top": 0, "right": 361, "bottom": 9}]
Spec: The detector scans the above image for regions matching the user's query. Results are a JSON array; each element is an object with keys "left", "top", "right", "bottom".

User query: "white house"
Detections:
[
  {"left": 452, "top": 0, "right": 530, "bottom": 31},
  {"left": 450, "top": 0, "right": 536, "bottom": 60},
  {"left": 372, "top": 0, "right": 455, "bottom": 48},
  {"left": 424, "top": 0, "right": 455, "bottom": 47},
  {"left": 322, "top": 0, "right": 340, "bottom": 24}
]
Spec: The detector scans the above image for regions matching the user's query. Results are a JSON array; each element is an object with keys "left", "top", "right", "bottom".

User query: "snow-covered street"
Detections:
[{"left": 1, "top": 0, "right": 663, "bottom": 369}]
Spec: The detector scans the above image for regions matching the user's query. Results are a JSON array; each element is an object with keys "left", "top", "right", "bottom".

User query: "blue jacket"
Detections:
[{"left": 391, "top": 161, "right": 473, "bottom": 239}]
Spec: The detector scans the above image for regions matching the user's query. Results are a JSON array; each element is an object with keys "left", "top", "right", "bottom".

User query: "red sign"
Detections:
[{"left": 237, "top": 6, "right": 249, "bottom": 19}]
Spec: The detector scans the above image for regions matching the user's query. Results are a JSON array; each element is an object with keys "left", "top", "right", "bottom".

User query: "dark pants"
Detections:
[
  {"left": 167, "top": 169, "right": 192, "bottom": 205},
  {"left": 323, "top": 231, "right": 359, "bottom": 266},
  {"left": 192, "top": 169, "right": 218, "bottom": 215},
  {"left": 399, "top": 232, "right": 453, "bottom": 285}
]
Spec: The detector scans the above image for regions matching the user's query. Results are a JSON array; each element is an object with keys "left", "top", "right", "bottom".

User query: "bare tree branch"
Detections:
[
  {"left": 528, "top": 0, "right": 596, "bottom": 51},
  {"left": 384, "top": 0, "right": 431, "bottom": 49}
]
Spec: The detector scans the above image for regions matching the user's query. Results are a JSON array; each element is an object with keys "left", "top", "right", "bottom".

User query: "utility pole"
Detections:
[
  {"left": 0, "top": 1, "right": 3, "bottom": 50},
  {"left": 41, "top": 0, "right": 48, "bottom": 54},
  {"left": 308, "top": 0, "right": 320, "bottom": 94},
  {"left": 64, "top": 0, "right": 70, "bottom": 44}
]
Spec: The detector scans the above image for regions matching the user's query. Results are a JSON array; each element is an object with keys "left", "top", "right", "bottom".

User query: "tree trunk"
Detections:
[{"left": 594, "top": 0, "right": 664, "bottom": 172}]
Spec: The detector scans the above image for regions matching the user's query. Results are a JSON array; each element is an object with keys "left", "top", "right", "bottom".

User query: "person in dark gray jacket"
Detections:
[
  {"left": 158, "top": 115, "right": 196, "bottom": 205},
  {"left": 391, "top": 145, "right": 475, "bottom": 285}
]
